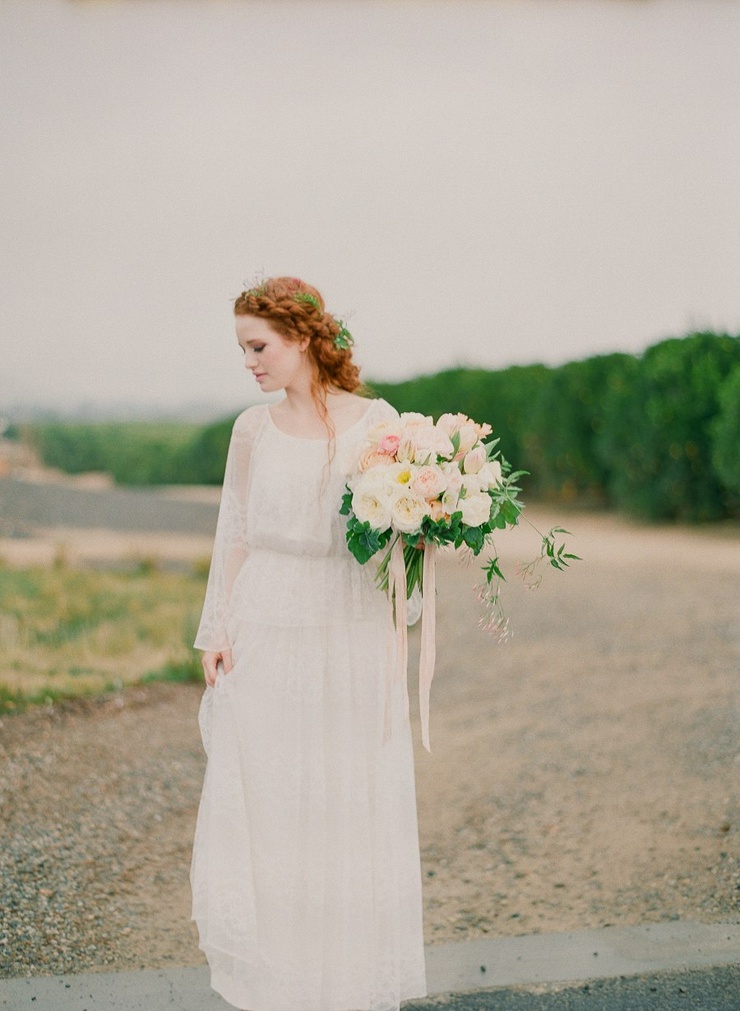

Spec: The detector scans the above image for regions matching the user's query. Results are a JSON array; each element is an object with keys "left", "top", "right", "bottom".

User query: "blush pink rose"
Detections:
[{"left": 378, "top": 434, "right": 401, "bottom": 456}]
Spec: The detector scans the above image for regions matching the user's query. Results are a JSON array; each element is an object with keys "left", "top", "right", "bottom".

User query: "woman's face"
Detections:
[{"left": 235, "top": 314, "right": 311, "bottom": 394}]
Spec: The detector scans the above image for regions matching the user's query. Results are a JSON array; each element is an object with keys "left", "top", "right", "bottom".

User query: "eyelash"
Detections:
[{"left": 240, "top": 345, "right": 266, "bottom": 354}]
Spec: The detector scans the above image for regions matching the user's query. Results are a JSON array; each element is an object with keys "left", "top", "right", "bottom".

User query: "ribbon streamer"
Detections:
[
  {"left": 419, "top": 543, "right": 436, "bottom": 752},
  {"left": 384, "top": 537, "right": 410, "bottom": 742},
  {"left": 384, "top": 538, "right": 437, "bottom": 752}
]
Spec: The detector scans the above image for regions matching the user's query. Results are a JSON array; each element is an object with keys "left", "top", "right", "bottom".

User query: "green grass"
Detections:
[{"left": 0, "top": 562, "right": 207, "bottom": 712}]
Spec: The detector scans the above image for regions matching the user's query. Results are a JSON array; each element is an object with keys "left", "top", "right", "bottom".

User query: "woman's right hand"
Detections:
[{"left": 201, "top": 648, "right": 234, "bottom": 687}]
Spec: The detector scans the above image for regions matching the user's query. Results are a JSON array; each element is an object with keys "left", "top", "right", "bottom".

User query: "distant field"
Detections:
[{"left": 0, "top": 562, "right": 207, "bottom": 710}]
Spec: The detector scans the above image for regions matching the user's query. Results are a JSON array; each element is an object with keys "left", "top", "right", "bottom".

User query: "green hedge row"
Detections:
[
  {"left": 24, "top": 422, "right": 203, "bottom": 486},
  {"left": 372, "top": 332, "right": 740, "bottom": 521},
  {"left": 22, "top": 332, "right": 739, "bottom": 522}
]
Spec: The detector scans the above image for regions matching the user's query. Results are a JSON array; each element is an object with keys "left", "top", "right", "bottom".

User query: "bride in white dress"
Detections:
[{"left": 190, "top": 277, "right": 427, "bottom": 1011}]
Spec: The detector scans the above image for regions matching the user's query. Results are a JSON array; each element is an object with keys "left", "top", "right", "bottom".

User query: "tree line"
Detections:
[{"left": 21, "top": 332, "right": 740, "bottom": 522}]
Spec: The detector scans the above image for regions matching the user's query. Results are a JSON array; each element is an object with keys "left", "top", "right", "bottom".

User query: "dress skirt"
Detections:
[{"left": 190, "top": 547, "right": 427, "bottom": 1011}]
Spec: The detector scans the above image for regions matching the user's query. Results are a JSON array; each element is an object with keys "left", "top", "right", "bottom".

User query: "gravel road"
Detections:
[{"left": 0, "top": 481, "right": 738, "bottom": 978}]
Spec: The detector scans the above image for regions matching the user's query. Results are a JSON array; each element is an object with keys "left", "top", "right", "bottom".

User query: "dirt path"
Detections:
[{"left": 1, "top": 507, "right": 738, "bottom": 977}]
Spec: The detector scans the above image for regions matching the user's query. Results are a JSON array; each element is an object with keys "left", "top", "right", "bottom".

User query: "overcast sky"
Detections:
[{"left": 1, "top": 0, "right": 738, "bottom": 418}]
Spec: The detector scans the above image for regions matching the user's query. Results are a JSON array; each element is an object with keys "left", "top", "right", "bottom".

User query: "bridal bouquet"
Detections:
[{"left": 340, "top": 410, "right": 578, "bottom": 750}]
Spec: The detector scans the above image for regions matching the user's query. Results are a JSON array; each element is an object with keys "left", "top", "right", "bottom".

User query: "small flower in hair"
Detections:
[
  {"left": 294, "top": 292, "right": 322, "bottom": 311},
  {"left": 333, "top": 318, "right": 354, "bottom": 351}
]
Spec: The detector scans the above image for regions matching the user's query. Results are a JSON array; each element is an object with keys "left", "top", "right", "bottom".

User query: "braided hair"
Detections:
[{"left": 234, "top": 277, "right": 362, "bottom": 396}]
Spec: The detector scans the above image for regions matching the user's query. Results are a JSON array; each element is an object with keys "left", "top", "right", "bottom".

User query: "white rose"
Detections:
[
  {"left": 461, "top": 473, "right": 482, "bottom": 496},
  {"left": 441, "top": 461, "right": 462, "bottom": 486},
  {"left": 463, "top": 444, "right": 487, "bottom": 474},
  {"left": 460, "top": 493, "right": 492, "bottom": 528},
  {"left": 390, "top": 489, "right": 429, "bottom": 533},
  {"left": 352, "top": 486, "right": 392, "bottom": 529},
  {"left": 436, "top": 412, "right": 463, "bottom": 436},
  {"left": 400, "top": 412, "right": 432, "bottom": 427},
  {"left": 477, "top": 459, "right": 502, "bottom": 489},
  {"left": 355, "top": 466, "right": 397, "bottom": 498},
  {"left": 409, "top": 423, "right": 440, "bottom": 464},
  {"left": 366, "top": 420, "right": 402, "bottom": 443},
  {"left": 413, "top": 425, "right": 455, "bottom": 463}
]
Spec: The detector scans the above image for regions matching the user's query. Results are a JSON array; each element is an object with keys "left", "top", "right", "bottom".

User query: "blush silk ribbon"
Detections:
[{"left": 384, "top": 538, "right": 437, "bottom": 752}]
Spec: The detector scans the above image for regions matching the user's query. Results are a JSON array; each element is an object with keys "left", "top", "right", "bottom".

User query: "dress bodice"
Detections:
[
  {"left": 246, "top": 408, "right": 375, "bottom": 558},
  {"left": 194, "top": 398, "right": 398, "bottom": 651}
]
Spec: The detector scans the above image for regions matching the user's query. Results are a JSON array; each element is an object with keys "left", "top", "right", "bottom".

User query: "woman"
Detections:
[{"left": 190, "top": 277, "right": 427, "bottom": 1011}]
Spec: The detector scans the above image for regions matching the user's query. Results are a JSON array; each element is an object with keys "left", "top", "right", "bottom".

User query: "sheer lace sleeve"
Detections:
[{"left": 193, "top": 406, "right": 266, "bottom": 652}]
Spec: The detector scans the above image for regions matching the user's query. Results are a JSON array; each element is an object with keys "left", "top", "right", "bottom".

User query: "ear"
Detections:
[{"left": 299, "top": 336, "right": 310, "bottom": 353}]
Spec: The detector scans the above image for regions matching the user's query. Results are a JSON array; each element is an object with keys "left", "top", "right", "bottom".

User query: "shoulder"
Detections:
[
  {"left": 231, "top": 404, "right": 270, "bottom": 440},
  {"left": 363, "top": 396, "right": 399, "bottom": 423}
]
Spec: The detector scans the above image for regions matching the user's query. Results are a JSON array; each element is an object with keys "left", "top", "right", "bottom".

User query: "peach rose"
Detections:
[
  {"left": 358, "top": 448, "right": 395, "bottom": 473},
  {"left": 410, "top": 464, "right": 447, "bottom": 501}
]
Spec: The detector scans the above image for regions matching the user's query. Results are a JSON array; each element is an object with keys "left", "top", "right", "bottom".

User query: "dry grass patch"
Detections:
[{"left": 0, "top": 561, "right": 206, "bottom": 710}]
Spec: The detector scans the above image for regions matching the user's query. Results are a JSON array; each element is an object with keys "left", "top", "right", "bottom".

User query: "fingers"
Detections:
[
  {"left": 201, "top": 649, "right": 235, "bottom": 686},
  {"left": 201, "top": 651, "right": 220, "bottom": 687}
]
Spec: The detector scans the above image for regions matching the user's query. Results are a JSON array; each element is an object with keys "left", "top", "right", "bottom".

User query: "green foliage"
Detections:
[
  {"left": 710, "top": 365, "right": 740, "bottom": 495},
  {"left": 345, "top": 516, "right": 392, "bottom": 564},
  {"left": 25, "top": 421, "right": 202, "bottom": 486},
  {"left": 185, "top": 416, "right": 234, "bottom": 485},
  {"left": 596, "top": 333, "right": 740, "bottom": 521},
  {"left": 529, "top": 354, "right": 635, "bottom": 502}
]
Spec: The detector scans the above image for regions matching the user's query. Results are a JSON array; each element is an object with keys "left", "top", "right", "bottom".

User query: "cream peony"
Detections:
[
  {"left": 354, "top": 465, "right": 397, "bottom": 498},
  {"left": 401, "top": 412, "right": 432, "bottom": 427},
  {"left": 404, "top": 424, "right": 447, "bottom": 464},
  {"left": 460, "top": 493, "right": 492, "bottom": 527},
  {"left": 365, "top": 420, "right": 402, "bottom": 443},
  {"left": 436, "top": 412, "right": 467, "bottom": 436},
  {"left": 390, "top": 489, "right": 429, "bottom": 533}
]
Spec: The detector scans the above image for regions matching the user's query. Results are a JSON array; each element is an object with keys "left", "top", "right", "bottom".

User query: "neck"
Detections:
[{"left": 281, "top": 376, "right": 324, "bottom": 418}]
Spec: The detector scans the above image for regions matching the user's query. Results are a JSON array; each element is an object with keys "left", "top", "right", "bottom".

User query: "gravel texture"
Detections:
[{"left": 1, "top": 502, "right": 738, "bottom": 978}]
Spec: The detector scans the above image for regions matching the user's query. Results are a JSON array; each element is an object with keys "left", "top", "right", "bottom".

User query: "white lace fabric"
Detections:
[{"left": 191, "top": 399, "right": 427, "bottom": 1011}]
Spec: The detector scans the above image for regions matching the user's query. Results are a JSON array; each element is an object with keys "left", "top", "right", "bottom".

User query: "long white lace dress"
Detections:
[{"left": 190, "top": 398, "right": 427, "bottom": 1011}]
